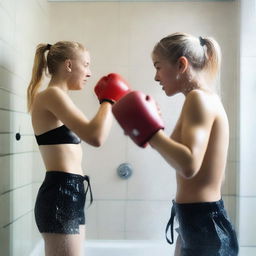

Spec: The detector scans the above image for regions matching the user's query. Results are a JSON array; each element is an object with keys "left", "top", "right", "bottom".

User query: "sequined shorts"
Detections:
[
  {"left": 34, "top": 171, "right": 93, "bottom": 234},
  {"left": 165, "top": 199, "right": 239, "bottom": 256}
]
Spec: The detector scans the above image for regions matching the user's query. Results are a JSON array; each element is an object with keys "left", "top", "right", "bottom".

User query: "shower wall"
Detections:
[
  {"left": 0, "top": 0, "right": 50, "bottom": 255},
  {"left": 0, "top": 0, "right": 243, "bottom": 255},
  {"left": 48, "top": 0, "right": 240, "bottom": 241},
  {"left": 238, "top": 0, "right": 256, "bottom": 255}
]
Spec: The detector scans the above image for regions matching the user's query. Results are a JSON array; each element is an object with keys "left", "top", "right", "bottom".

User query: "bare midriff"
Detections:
[{"left": 39, "top": 144, "right": 84, "bottom": 175}]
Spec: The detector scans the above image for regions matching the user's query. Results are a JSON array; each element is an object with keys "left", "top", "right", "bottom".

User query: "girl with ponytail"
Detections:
[
  {"left": 27, "top": 41, "right": 129, "bottom": 256},
  {"left": 149, "top": 33, "right": 239, "bottom": 255}
]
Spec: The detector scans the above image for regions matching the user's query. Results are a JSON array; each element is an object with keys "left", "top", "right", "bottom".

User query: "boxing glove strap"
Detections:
[{"left": 100, "top": 99, "right": 115, "bottom": 105}]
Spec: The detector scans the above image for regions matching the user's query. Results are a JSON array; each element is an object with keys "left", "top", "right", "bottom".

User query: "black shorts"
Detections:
[
  {"left": 165, "top": 199, "right": 239, "bottom": 256},
  {"left": 34, "top": 171, "right": 93, "bottom": 234}
]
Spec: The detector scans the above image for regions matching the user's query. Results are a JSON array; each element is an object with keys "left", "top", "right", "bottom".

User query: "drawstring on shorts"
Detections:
[{"left": 165, "top": 200, "right": 176, "bottom": 244}]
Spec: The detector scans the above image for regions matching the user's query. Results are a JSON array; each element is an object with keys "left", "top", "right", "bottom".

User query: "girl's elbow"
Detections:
[
  {"left": 82, "top": 135, "right": 103, "bottom": 147},
  {"left": 90, "top": 140, "right": 102, "bottom": 147},
  {"left": 90, "top": 137, "right": 104, "bottom": 147},
  {"left": 179, "top": 165, "right": 199, "bottom": 179},
  {"left": 181, "top": 170, "right": 196, "bottom": 179}
]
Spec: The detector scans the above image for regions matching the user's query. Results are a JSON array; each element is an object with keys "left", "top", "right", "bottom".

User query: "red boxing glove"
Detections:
[
  {"left": 94, "top": 73, "right": 131, "bottom": 104},
  {"left": 112, "top": 91, "right": 164, "bottom": 147}
]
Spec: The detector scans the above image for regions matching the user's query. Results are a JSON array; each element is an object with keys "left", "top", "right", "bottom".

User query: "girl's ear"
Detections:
[
  {"left": 65, "top": 59, "right": 72, "bottom": 72},
  {"left": 177, "top": 56, "right": 188, "bottom": 73}
]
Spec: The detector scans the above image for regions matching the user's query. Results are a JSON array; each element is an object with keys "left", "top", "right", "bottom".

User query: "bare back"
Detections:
[{"left": 172, "top": 90, "right": 229, "bottom": 203}]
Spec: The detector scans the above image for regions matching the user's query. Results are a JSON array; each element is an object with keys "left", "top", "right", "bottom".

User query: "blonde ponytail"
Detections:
[
  {"left": 203, "top": 37, "right": 222, "bottom": 82},
  {"left": 27, "top": 44, "right": 49, "bottom": 112}
]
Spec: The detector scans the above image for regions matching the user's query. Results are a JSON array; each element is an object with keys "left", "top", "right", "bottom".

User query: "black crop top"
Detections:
[{"left": 35, "top": 125, "right": 81, "bottom": 145}]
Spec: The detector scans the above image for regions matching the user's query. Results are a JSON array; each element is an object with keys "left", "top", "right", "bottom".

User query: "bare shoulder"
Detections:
[
  {"left": 40, "top": 86, "right": 69, "bottom": 102},
  {"left": 34, "top": 87, "right": 63, "bottom": 104},
  {"left": 35, "top": 86, "right": 75, "bottom": 111},
  {"left": 182, "top": 89, "right": 219, "bottom": 123},
  {"left": 185, "top": 89, "right": 212, "bottom": 107}
]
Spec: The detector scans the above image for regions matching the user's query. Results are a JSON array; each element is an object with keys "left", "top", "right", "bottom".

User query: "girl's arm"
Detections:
[
  {"left": 42, "top": 86, "right": 113, "bottom": 147},
  {"left": 149, "top": 90, "right": 215, "bottom": 179}
]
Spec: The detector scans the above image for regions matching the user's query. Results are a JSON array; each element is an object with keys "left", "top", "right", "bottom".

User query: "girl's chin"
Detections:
[{"left": 165, "top": 90, "right": 178, "bottom": 97}]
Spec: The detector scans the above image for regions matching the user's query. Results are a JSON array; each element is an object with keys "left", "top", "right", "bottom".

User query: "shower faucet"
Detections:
[{"left": 117, "top": 163, "right": 133, "bottom": 179}]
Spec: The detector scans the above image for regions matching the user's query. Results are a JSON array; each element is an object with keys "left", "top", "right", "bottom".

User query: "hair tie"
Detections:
[
  {"left": 199, "top": 36, "right": 206, "bottom": 46},
  {"left": 46, "top": 44, "right": 52, "bottom": 50}
]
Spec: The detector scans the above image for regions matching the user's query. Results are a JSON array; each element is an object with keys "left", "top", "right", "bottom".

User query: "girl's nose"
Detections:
[{"left": 87, "top": 69, "right": 92, "bottom": 77}]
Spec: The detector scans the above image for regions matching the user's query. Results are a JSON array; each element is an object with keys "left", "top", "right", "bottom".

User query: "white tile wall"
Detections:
[
  {"left": 0, "top": 192, "right": 11, "bottom": 228},
  {"left": 85, "top": 200, "right": 99, "bottom": 239},
  {"left": 0, "top": 0, "right": 50, "bottom": 255},
  {"left": 0, "top": 153, "right": 36, "bottom": 194},
  {"left": 126, "top": 200, "right": 171, "bottom": 240},
  {"left": 86, "top": 199, "right": 172, "bottom": 241},
  {"left": 83, "top": 123, "right": 128, "bottom": 200},
  {"left": 238, "top": 0, "right": 256, "bottom": 251},
  {"left": 222, "top": 162, "right": 238, "bottom": 196},
  {"left": 97, "top": 200, "right": 126, "bottom": 240},
  {"left": 0, "top": 226, "right": 10, "bottom": 255},
  {"left": 239, "top": 247, "right": 256, "bottom": 256},
  {"left": 239, "top": 197, "right": 256, "bottom": 246},
  {"left": 0, "top": 4, "right": 15, "bottom": 44},
  {"left": 126, "top": 144, "right": 176, "bottom": 200},
  {"left": 0, "top": 0, "right": 243, "bottom": 254},
  {"left": 11, "top": 211, "right": 38, "bottom": 256},
  {"left": 240, "top": 0, "right": 256, "bottom": 57},
  {"left": 240, "top": 56, "right": 256, "bottom": 196}
]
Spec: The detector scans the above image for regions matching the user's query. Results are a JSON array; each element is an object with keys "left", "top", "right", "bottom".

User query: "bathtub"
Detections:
[
  {"left": 31, "top": 239, "right": 174, "bottom": 256},
  {"left": 84, "top": 240, "right": 174, "bottom": 256}
]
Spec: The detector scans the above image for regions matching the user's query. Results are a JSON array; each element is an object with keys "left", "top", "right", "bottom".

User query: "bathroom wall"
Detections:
[
  {"left": 0, "top": 0, "right": 49, "bottom": 255},
  {"left": 49, "top": 0, "right": 240, "bottom": 241},
  {"left": 238, "top": 0, "right": 256, "bottom": 255},
  {"left": 0, "top": 0, "right": 243, "bottom": 255}
]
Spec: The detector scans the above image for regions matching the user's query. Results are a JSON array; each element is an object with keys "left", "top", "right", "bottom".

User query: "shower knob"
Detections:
[{"left": 117, "top": 163, "right": 133, "bottom": 179}]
